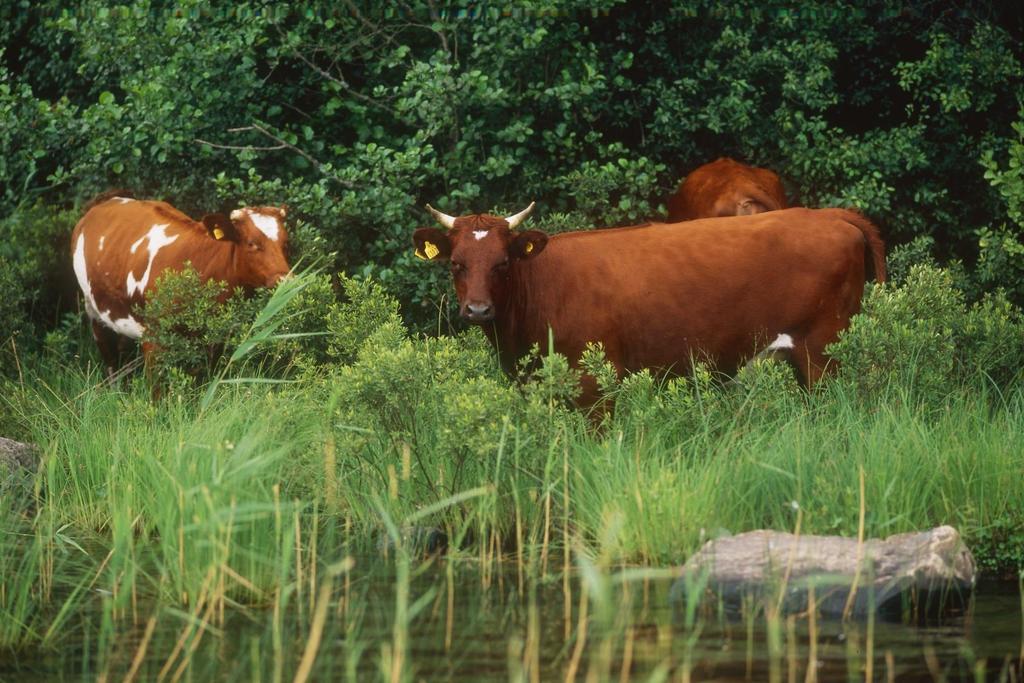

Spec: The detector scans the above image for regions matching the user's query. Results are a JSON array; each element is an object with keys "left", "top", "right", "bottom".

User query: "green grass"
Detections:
[
  {"left": 3, "top": 353, "right": 1022, "bottom": 654},
  {"left": 1, "top": 279, "right": 1023, "bottom": 679}
]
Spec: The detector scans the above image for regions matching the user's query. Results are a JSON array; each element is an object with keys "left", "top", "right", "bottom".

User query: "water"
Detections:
[{"left": 1, "top": 560, "right": 1021, "bottom": 682}]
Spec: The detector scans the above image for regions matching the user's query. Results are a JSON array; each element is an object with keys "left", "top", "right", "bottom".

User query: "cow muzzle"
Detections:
[
  {"left": 462, "top": 301, "right": 494, "bottom": 322},
  {"left": 266, "top": 272, "right": 290, "bottom": 287}
]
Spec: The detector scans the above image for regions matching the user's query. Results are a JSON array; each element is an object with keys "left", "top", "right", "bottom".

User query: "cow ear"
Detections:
[
  {"left": 509, "top": 230, "right": 548, "bottom": 260},
  {"left": 412, "top": 227, "right": 451, "bottom": 261},
  {"left": 202, "top": 214, "right": 238, "bottom": 242}
]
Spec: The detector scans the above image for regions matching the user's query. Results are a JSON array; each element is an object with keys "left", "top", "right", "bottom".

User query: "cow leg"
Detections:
[
  {"left": 91, "top": 321, "right": 121, "bottom": 379},
  {"left": 791, "top": 270, "right": 865, "bottom": 388},
  {"left": 731, "top": 333, "right": 802, "bottom": 388},
  {"left": 789, "top": 323, "right": 845, "bottom": 389},
  {"left": 575, "top": 343, "right": 623, "bottom": 421},
  {"left": 578, "top": 373, "right": 602, "bottom": 409},
  {"left": 141, "top": 341, "right": 163, "bottom": 400}
]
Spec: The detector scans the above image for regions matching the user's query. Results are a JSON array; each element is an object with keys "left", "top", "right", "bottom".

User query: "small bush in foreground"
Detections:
[
  {"left": 829, "top": 264, "right": 1024, "bottom": 400},
  {"left": 142, "top": 266, "right": 266, "bottom": 390}
]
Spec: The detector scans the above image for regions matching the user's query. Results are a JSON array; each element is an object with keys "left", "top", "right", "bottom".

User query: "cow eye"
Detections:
[
  {"left": 247, "top": 240, "right": 260, "bottom": 250},
  {"left": 494, "top": 260, "right": 509, "bottom": 272},
  {"left": 450, "top": 262, "right": 465, "bottom": 274}
]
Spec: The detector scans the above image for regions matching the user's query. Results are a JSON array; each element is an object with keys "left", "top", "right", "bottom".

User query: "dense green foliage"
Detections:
[{"left": 2, "top": 0, "right": 1024, "bottom": 361}]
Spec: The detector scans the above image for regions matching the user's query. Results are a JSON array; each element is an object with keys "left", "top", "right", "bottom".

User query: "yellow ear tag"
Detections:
[
  {"left": 424, "top": 241, "right": 440, "bottom": 259},
  {"left": 414, "top": 248, "right": 427, "bottom": 260},
  {"left": 524, "top": 241, "right": 534, "bottom": 254},
  {"left": 213, "top": 228, "right": 225, "bottom": 240}
]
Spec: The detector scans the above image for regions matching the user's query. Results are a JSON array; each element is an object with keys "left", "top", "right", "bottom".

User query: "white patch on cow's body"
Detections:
[
  {"left": 98, "top": 236, "right": 105, "bottom": 250},
  {"left": 126, "top": 223, "right": 177, "bottom": 297},
  {"left": 766, "top": 333, "right": 794, "bottom": 351},
  {"left": 114, "top": 197, "right": 134, "bottom": 203},
  {"left": 73, "top": 234, "right": 145, "bottom": 340},
  {"left": 107, "top": 313, "right": 145, "bottom": 338},
  {"left": 250, "top": 213, "right": 280, "bottom": 241},
  {"left": 473, "top": 230, "right": 489, "bottom": 241}
]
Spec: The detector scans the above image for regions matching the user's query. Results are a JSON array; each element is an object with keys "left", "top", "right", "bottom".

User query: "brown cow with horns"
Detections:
[
  {"left": 414, "top": 203, "right": 885, "bottom": 404},
  {"left": 72, "top": 193, "right": 291, "bottom": 376}
]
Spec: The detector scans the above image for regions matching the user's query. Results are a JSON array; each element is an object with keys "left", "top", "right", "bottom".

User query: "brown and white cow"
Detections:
[
  {"left": 414, "top": 204, "right": 885, "bottom": 405},
  {"left": 666, "top": 157, "right": 788, "bottom": 222},
  {"left": 71, "top": 194, "right": 291, "bottom": 375}
]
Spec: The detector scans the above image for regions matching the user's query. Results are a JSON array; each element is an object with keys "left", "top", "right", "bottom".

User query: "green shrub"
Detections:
[
  {"left": 830, "top": 264, "right": 1024, "bottom": 399},
  {"left": 885, "top": 235, "right": 938, "bottom": 286},
  {"left": 974, "top": 108, "right": 1024, "bottom": 304},
  {"left": 577, "top": 341, "right": 796, "bottom": 442},
  {"left": 142, "top": 267, "right": 267, "bottom": 390},
  {"left": 4, "top": 2, "right": 1023, "bottom": 338},
  {"left": 829, "top": 265, "right": 963, "bottom": 400},
  {"left": 975, "top": 225, "right": 1024, "bottom": 301},
  {"left": 958, "top": 290, "right": 1024, "bottom": 388},
  {"left": 558, "top": 144, "right": 667, "bottom": 225},
  {"left": 324, "top": 275, "right": 406, "bottom": 366},
  {"left": 0, "top": 203, "right": 79, "bottom": 376}
]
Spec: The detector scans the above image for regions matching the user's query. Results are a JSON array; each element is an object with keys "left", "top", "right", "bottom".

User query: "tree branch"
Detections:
[{"left": 195, "top": 125, "right": 356, "bottom": 189}]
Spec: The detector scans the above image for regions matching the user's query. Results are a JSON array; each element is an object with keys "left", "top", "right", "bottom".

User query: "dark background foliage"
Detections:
[{"left": 2, "top": 0, "right": 1023, "bottom": 371}]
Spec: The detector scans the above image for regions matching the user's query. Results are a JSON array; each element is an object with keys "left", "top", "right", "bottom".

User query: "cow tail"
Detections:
[
  {"left": 84, "top": 188, "right": 135, "bottom": 211},
  {"left": 843, "top": 210, "right": 887, "bottom": 284}
]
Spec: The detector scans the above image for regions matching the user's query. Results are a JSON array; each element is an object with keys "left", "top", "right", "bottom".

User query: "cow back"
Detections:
[
  {"left": 71, "top": 198, "right": 234, "bottom": 339},
  {"left": 500, "top": 208, "right": 872, "bottom": 377},
  {"left": 667, "top": 158, "right": 788, "bottom": 222}
]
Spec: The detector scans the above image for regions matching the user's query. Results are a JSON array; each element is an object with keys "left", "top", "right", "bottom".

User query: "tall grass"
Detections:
[
  {"left": 1, "top": 278, "right": 1022, "bottom": 678},
  {"left": 570, "top": 381, "right": 1024, "bottom": 564}
]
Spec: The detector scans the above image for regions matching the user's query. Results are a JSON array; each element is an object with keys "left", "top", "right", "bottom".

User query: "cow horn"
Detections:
[
  {"left": 504, "top": 202, "right": 536, "bottom": 229},
  {"left": 425, "top": 204, "right": 457, "bottom": 229}
]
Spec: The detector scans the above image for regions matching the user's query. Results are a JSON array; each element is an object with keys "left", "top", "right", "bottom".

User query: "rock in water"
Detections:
[{"left": 671, "top": 526, "right": 975, "bottom": 621}]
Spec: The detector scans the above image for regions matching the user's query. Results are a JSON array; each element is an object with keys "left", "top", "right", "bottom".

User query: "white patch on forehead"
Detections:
[
  {"left": 250, "top": 213, "right": 280, "bottom": 241},
  {"left": 473, "top": 230, "right": 489, "bottom": 241},
  {"left": 73, "top": 233, "right": 145, "bottom": 339},
  {"left": 126, "top": 223, "right": 178, "bottom": 298},
  {"left": 98, "top": 236, "right": 105, "bottom": 250},
  {"left": 114, "top": 197, "right": 134, "bottom": 203},
  {"left": 766, "top": 333, "right": 794, "bottom": 351},
  {"left": 231, "top": 208, "right": 281, "bottom": 241}
]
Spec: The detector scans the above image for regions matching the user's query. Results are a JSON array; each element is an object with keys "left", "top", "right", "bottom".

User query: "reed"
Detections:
[{"left": 1, "top": 307, "right": 1022, "bottom": 679}]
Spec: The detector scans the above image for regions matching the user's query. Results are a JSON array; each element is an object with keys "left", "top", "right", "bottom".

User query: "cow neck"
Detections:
[
  {"left": 487, "top": 261, "right": 532, "bottom": 374},
  {"left": 183, "top": 233, "right": 238, "bottom": 287}
]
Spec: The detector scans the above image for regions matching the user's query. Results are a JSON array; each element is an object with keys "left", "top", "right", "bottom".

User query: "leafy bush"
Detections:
[
  {"left": 0, "top": 203, "right": 79, "bottom": 376},
  {"left": 958, "top": 290, "right": 1024, "bottom": 388},
  {"left": 3, "top": 1, "right": 1024, "bottom": 341},
  {"left": 577, "top": 341, "right": 804, "bottom": 442},
  {"left": 885, "top": 235, "right": 938, "bottom": 286},
  {"left": 559, "top": 144, "right": 667, "bottom": 225},
  {"left": 327, "top": 327, "right": 581, "bottom": 528},
  {"left": 830, "top": 264, "right": 1024, "bottom": 399},
  {"left": 142, "top": 267, "right": 267, "bottom": 390}
]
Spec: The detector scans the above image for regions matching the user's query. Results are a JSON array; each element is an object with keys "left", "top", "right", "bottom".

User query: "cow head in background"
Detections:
[
  {"left": 413, "top": 203, "right": 547, "bottom": 322},
  {"left": 203, "top": 206, "right": 291, "bottom": 288}
]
